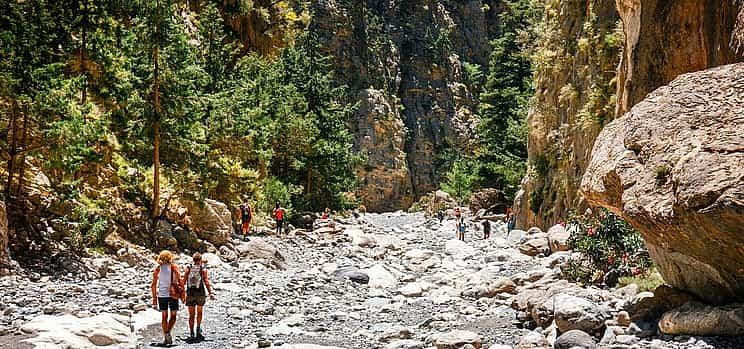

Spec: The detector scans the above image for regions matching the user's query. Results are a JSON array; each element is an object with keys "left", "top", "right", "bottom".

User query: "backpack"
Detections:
[{"left": 186, "top": 265, "right": 206, "bottom": 294}]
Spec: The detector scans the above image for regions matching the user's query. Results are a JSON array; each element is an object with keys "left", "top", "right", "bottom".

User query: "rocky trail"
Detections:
[{"left": 1, "top": 212, "right": 743, "bottom": 349}]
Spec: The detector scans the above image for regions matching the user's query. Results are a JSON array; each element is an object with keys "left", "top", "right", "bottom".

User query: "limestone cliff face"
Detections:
[
  {"left": 515, "top": 0, "right": 744, "bottom": 229},
  {"left": 513, "top": 0, "right": 621, "bottom": 229},
  {"left": 313, "top": 0, "right": 499, "bottom": 211}
]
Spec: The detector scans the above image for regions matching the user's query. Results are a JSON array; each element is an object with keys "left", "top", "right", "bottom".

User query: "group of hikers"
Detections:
[
  {"left": 439, "top": 207, "right": 515, "bottom": 242},
  {"left": 151, "top": 250, "right": 215, "bottom": 345},
  {"left": 237, "top": 201, "right": 287, "bottom": 240},
  {"left": 149, "top": 201, "right": 291, "bottom": 346}
]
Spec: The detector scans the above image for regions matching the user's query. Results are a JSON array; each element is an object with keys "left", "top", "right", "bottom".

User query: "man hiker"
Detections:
[
  {"left": 436, "top": 210, "right": 444, "bottom": 223},
  {"left": 151, "top": 250, "right": 182, "bottom": 346},
  {"left": 273, "top": 202, "right": 285, "bottom": 235},
  {"left": 482, "top": 219, "right": 491, "bottom": 239},
  {"left": 182, "top": 253, "right": 215, "bottom": 342},
  {"left": 457, "top": 218, "right": 466, "bottom": 241},
  {"left": 240, "top": 202, "right": 252, "bottom": 240}
]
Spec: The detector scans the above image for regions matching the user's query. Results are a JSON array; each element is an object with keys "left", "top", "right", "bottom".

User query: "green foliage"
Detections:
[
  {"left": 618, "top": 268, "right": 665, "bottom": 292},
  {"left": 466, "top": 0, "right": 538, "bottom": 202},
  {"left": 654, "top": 165, "right": 670, "bottom": 180},
  {"left": 63, "top": 206, "right": 110, "bottom": 256},
  {"left": 441, "top": 159, "right": 480, "bottom": 204},
  {"left": 563, "top": 208, "right": 654, "bottom": 286},
  {"left": 0, "top": 0, "right": 358, "bottom": 255}
]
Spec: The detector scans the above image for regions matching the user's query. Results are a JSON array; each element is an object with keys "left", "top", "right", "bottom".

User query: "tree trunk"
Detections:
[
  {"left": 5, "top": 101, "right": 18, "bottom": 199},
  {"left": 151, "top": 41, "right": 161, "bottom": 219},
  {"left": 15, "top": 104, "right": 29, "bottom": 198}
]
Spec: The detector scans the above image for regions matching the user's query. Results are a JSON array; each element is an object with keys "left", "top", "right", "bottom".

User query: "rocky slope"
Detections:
[
  {"left": 515, "top": 0, "right": 744, "bottom": 230},
  {"left": 313, "top": 0, "right": 500, "bottom": 211},
  {"left": 581, "top": 63, "right": 744, "bottom": 305}
]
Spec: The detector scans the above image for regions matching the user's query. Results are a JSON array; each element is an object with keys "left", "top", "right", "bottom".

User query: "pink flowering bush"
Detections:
[{"left": 562, "top": 208, "right": 653, "bottom": 286}]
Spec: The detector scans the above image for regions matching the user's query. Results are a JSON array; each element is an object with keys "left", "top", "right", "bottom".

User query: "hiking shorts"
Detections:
[
  {"left": 242, "top": 222, "right": 250, "bottom": 232},
  {"left": 158, "top": 297, "right": 179, "bottom": 312},
  {"left": 185, "top": 293, "right": 206, "bottom": 307}
]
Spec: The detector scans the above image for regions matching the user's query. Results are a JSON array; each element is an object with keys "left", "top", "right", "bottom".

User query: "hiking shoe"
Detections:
[
  {"left": 164, "top": 332, "right": 172, "bottom": 345},
  {"left": 196, "top": 328, "right": 204, "bottom": 341}
]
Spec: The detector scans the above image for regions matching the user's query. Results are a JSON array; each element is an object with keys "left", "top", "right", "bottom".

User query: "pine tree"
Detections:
[
  {"left": 472, "top": 0, "right": 538, "bottom": 200},
  {"left": 127, "top": 0, "right": 206, "bottom": 218}
]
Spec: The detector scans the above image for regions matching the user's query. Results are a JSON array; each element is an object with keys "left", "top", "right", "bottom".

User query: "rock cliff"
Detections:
[
  {"left": 313, "top": 0, "right": 499, "bottom": 211},
  {"left": 515, "top": 0, "right": 744, "bottom": 229},
  {"left": 513, "top": 0, "right": 621, "bottom": 228},
  {"left": 581, "top": 63, "right": 744, "bottom": 305}
]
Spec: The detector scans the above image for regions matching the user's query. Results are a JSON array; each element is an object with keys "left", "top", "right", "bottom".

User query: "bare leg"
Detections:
[
  {"left": 196, "top": 305, "right": 204, "bottom": 327},
  {"left": 160, "top": 311, "right": 168, "bottom": 337},
  {"left": 188, "top": 306, "right": 196, "bottom": 336},
  {"left": 167, "top": 310, "right": 177, "bottom": 333}
]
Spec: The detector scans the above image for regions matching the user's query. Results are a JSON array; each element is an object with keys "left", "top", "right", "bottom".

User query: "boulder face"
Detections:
[
  {"left": 182, "top": 199, "right": 232, "bottom": 246},
  {"left": 581, "top": 63, "right": 744, "bottom": 305}
]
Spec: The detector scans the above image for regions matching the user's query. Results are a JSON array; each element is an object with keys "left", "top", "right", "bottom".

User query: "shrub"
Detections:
[
  {"left": 618, "top": 268, "right": 665, "bottom": 292},
  {"left": 562, "top": 208, "right": 653, "bottom": 286},
  {"left": 63, "top": 206, "right": 110, "bottom": 256},
  {"left": 655, "top": 165, "right": 670, "bottom": 180}
]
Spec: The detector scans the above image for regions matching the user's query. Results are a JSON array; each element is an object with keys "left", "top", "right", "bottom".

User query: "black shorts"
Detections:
[
  {"left": 185, "top": 293, "right": 206, "bottom": 307},
  {"left": 158, "top": 297, "right": 179, "bottom": 312}
]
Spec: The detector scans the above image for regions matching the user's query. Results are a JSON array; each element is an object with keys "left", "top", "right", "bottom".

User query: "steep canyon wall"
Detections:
[
  {"left": 313, "top": 0, "right": 501, "bottom": 211},
  {"left": 515, "top": 0, "right": 744, "bottom": 229}
]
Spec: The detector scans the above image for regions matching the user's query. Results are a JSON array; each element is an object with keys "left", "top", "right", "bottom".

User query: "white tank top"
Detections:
[{"left": 157, "top": 265, "right": 172, "bottom": 298}]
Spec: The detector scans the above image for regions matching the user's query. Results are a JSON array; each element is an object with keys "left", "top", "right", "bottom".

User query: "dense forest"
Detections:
[{"left": 0, "top": 0, "right": 536, "bottom": 257}]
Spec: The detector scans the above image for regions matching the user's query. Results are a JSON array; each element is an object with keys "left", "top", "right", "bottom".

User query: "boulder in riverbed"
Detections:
[
  {"left": 182, "top": 198, "right": 232, "bottom": 246},
  {"left": 658, "top": 301, "right": 744, "bottom": 336},
  {"left": 581, "top": 64, "right": 744, "bottom": 305},
  {"left": 434, "top": 330, "right": 482, "bottom": 349}
]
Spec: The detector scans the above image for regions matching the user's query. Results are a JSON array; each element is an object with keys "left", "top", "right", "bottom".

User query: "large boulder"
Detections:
[
  {"left": 236, "top": 239, "right": 286, "bottom": 269},
  {"left": 658, "top": 302, "right": 744, "bottom": 336},
  {"left": 546, "top": 224, "right": 570, "bottom": 253},
  {"left": 21, "top": 313, "right": 136, "bottom": 348},
  {"left": 553, "top": 294, "right": 607, "bottom": 334},
  {"left": 554, "top": 330, "right": 596, "bottom": 349},
  {"left": 182, "top": 199, "right": 232, "bottom": 246},
  {"left": 468, "top": 188, "right": 508, "bottom": 213},
  {"left": 434, "top": 330, "right": 482, "bottom": 349},
  {"left": 582, "top": 64, "right": 744, "bottom": 305}
]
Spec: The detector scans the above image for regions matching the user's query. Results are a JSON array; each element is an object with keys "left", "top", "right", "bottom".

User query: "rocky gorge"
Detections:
[{"left": 2, "top": 212, "right": 743, "bottom": 349}]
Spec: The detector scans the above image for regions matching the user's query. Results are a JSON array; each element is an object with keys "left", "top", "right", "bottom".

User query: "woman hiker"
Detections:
[
  {"left": 151, "top": 250, "right": 183, "bottom": 346},
  {"left": 182, "top": 252, "right": 215, "bottom": 342}
]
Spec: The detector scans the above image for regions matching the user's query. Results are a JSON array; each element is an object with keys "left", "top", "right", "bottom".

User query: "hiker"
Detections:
[
  {"left": 457, "top": 218, "right": 466, "bottom": 241},
  {"left": 151, "top": 250, "right": 183, "bottom": 346},
  {"left": 182, "top": 253, "right": 215, "bottom": 342},
  {"left": 273, "top": 202, "right": 285, "bottom": 235},
  {"left": 506, "top": 208, "right": 515, "bottom": 234},
  {"left": 482, "top": 219, "right": 491, "bottom": 239},
  {"left": 454, "top": 207, "right": 462, "bottom": 220},
  {"left": 436, "top": 210, "right": 444, "bottom": 223},
  {"left": 240, "top": 202, "right": 252, "bottom": 240},
  {"left": 321, "top": 207, "right": 331, "bottom": 220}
]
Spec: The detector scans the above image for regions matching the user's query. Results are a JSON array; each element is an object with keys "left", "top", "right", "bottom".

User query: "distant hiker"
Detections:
[
  {"left": 151, "top": 250, "right": 183, "bottom": 346},
  {"left": 321, "top": 207, "right": 331, "bottom": 220},
  {"left": 506, "top": 208, "right": 515, "bottom": 234},
  {"left": 240, "top": 202, "right": 252, "bottom": 240},
  {"left": 359, "top": 204, "right": 367, "bottom": 215},
  {"left": 273, "top": 202, "right": 285, "bottom": 235},
  {"left": 454, "top": 207, "right": 462, "bottom": 220},
  {"left": 457, "top": 218, "right": 466, "bottom": 241},
  {"left": 182, "top": 253, "right": 215, "bottom": 342},
  {"left": 482, "top": 219, "right": 491, "bottom": 239},
  {"left": 436, "top": 210, "right": 444, "bottom": 223}
]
